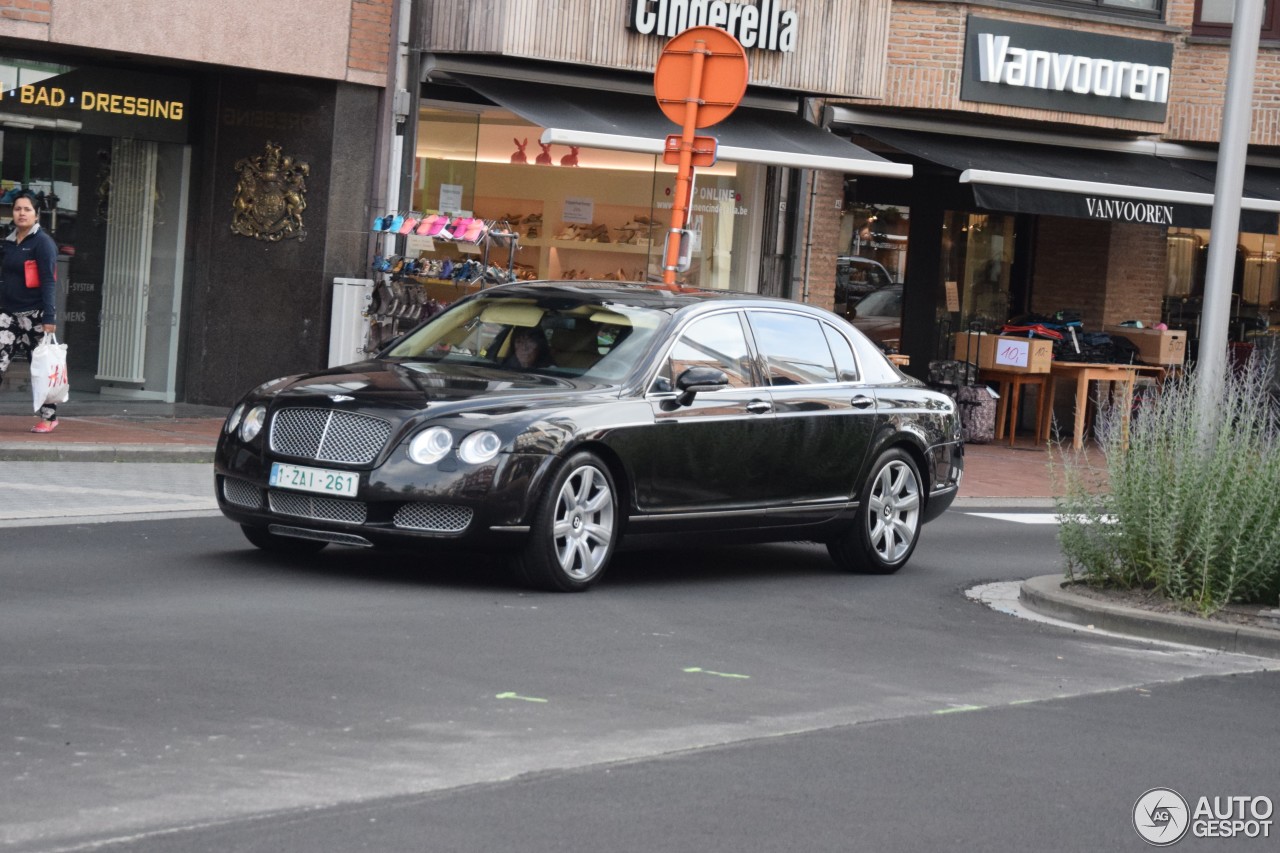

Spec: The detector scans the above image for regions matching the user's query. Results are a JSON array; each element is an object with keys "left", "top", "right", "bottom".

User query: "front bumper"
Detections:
[{"left": 215, "top": 440, "right": 555, "bottom": 550}]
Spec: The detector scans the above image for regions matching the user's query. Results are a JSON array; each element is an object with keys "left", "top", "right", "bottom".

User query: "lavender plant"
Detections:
[{"left": 1056, "top": 357, "right": 1280, "bottom": 614}]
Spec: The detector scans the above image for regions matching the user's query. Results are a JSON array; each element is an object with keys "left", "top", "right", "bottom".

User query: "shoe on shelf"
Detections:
[{"left": 30, "top": 420, "right": 58, "bottom": 434}]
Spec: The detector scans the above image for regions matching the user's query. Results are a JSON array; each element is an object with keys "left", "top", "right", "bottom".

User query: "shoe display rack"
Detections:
[{"left": 366, "top": 213, "right": 524, "bottom": 349}]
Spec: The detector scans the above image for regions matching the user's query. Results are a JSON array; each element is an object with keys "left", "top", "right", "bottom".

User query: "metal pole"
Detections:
[
  {"left": 663, "top": 39, "right": 708, "bottom": 288},
  {"left": 1198, "top": 0, "right": 1263, "bottom": 412}
]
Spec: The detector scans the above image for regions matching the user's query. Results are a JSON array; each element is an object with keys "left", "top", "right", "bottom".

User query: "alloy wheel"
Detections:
[
  {"left": 551, "top": 464, "right": 616, "bottom": 581},
  {"left": 866, "top": 459, "right": 921, "bottom": 564}
]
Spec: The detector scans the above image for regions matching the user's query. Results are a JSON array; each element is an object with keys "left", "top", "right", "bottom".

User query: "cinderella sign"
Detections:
[{"left": 627, "top": 0, "right": 798, "bottom": 52}]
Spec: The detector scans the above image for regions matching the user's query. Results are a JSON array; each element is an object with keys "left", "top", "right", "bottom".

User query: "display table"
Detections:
[
  {"left": 1048, "top": 362, "right": 1166, "bottom": 450},
  {"left": 978, "top": 368, "right": 1054, "bottom": 447}
]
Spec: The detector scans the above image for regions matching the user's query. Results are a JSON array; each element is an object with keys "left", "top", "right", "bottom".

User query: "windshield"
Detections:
[{"left": 385, "top": 295, "right": 670, "bottom": 382}]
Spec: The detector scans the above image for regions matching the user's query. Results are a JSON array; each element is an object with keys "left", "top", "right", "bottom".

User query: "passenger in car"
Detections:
[{"left": 502, "top": 327, "right": 554, "bottom": 369}]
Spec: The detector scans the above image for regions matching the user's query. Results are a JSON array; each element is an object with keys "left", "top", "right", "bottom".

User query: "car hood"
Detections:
[{"left": 264, "top": 360, "right": 616, "bottom": 416}]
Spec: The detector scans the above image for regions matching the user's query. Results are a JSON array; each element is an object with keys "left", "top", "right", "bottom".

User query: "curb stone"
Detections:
[
  {"left": 1019, "top": 574, "right": 1280, "bottom": 660},
  {"left": 0, "top": 444, "right": 214, "bottom": 463}
]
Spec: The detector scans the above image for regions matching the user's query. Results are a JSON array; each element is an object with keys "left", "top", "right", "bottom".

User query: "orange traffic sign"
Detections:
[
  {"left": 654, "top": 26, "right": 748, "bottom": 287},
  {"left": 654, "top": 26, "right": 748, "bottom": 129}
]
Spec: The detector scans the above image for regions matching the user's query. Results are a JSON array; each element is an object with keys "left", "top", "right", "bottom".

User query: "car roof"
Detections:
[{"left": 476, "top": 280, "right": 808, "bottom": 312}]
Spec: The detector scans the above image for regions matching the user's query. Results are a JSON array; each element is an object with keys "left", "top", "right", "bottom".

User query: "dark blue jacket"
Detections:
[{"left": 0, "top": 223, "right": 58, "bottom": 323}]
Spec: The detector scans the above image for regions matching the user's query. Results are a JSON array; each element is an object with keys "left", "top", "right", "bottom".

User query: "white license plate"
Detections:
[{"left": 269, "top": 463, "right": 359, "bottom": 498}]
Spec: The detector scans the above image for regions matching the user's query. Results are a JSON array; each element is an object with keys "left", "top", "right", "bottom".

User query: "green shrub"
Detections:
[{"left": 1056, "top": 359, "right": 1280, "bottom": 614}]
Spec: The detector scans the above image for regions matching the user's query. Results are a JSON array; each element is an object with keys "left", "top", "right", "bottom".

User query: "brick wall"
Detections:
[
  {"left": 1103, "top": 224, "right": 1168, "bottom": 326},
  {"left": 348, "top": 0, "right": 392, "bottom": 76},
  {"left": 1029, "top": 219, "right": 1168, "bottom": 328},
  {"left": 880, "top": 0, "right": 1280, "bottom": 146},
  {"left": 0, "top": 0, "right": 51, "bottom": 24},
  {"left": 805, "top": 169, "right": 845, "bottom": 309},
  {"left": 1030, "top": 217, "right": 1111, "bottom": 328},
  {"left": 881, "top": 2, "right": 1179, "bottom": 136},
  {"left": 1164, "top": 0, "right": 1280, "bottom": 143}
]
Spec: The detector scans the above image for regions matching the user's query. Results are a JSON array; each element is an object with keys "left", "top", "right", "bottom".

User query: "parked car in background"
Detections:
[
  {"left": 835, "top": 256, "right": 894, "bottom": 318},
  {"left": 215, "top": 281, "right": 962, "bottom": 591},
  {"left": 848, "top": 283, "right": 904, "bottom": 353}
]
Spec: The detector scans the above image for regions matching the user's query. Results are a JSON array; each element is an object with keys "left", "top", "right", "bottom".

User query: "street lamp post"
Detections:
[{"left": 1198, "top": 0, "right": 1264, "bottom": 416}]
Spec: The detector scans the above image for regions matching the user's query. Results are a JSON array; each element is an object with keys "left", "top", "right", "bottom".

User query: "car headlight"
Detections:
[
  {"left": 458, "top": 430, "right": 502, "bottom": 464},
  {"left": 225, "top": 403, "right": 245, "bottom": 434},
  {"left": 409, "top": 426, "right": 453, "bottom": 464},
  {"left": 239, "top": 405, "right": 267, "bottom": 442}
]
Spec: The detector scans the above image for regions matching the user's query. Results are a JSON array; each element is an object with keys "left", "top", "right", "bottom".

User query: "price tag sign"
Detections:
[
  {"left": 405, "top": 235, "right": 434, "bottom": 255},
  {"left": 439, "top": 183, "right": 463, "bottom": 214},
  {"left": 995, "top": 338, "right": 1030, "bottom": 368},
  {"left": 563, "top": 197, "right": 594, "bottom": 224}
]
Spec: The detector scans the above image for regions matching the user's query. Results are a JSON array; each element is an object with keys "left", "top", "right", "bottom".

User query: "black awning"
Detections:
[
  {"left": 1160, "top": 157, "right": 1280, "bottom": 218},
  {"left": 857, "top": 127, "right": 1280, "bottom": 232},
  {"left": 451, "top": 74, "right": 911, "bottom": 178}
]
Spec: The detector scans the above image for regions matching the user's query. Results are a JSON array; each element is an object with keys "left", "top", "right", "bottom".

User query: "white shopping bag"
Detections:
[{"left": 29, "top": 333, "right": 70, "bottom": 412}]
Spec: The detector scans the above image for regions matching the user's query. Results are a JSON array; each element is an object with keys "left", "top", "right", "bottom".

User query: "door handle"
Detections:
[
  {"left": 746, "top": 400, "right": 772, "bottom": 414},
  {"left": 851, "top": 396, "right": 876, "bottom": 409}
]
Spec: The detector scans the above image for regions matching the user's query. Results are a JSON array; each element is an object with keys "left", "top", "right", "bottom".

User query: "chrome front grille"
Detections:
[
  {"left": 269, "top": 490, "right": 368, "bottom": 524},
  {"left": 393, "top": 502, "right": 473, "bottom": 533},
  {"left": 270, "top": 408, "right": 392, "bottom": 464},
  {"left": 222, "top": 477, "right": 264, "bottom": 509}
]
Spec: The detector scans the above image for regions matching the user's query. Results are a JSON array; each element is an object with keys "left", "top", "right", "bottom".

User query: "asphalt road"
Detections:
[{"left": 3, "top": 504, "right": 1276, "bottom": 852}]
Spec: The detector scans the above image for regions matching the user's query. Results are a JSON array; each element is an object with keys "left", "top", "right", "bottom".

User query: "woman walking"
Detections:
[{"left": 0, "top": 190, "right": 61, "bottom": 432}]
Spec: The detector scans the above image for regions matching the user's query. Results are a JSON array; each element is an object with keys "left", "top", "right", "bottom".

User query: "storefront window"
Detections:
[
  {"left": 835, "top": 203, "right": 908, "bottom": 346},
  {"left": 1165, "top": 227, "right": 1280, "bottom": 340},
  {"left": 0, "top": 57, "right": 191, "bottom": 402},
  {"left": 942, "top": 211, "right": 1017, "bottom": 333},
  {"left": 413, "top": 103, "right": 764, "bottom": 292}
]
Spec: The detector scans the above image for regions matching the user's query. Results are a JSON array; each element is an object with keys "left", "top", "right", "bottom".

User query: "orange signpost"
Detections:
[{"left": 653, "top": 26, "right": 748, "bottom": 288}]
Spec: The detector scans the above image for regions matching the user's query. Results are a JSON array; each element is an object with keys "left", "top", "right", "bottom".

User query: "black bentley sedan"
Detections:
[{"left": 215, "top": 281, "right": 963, "bottom": 591}]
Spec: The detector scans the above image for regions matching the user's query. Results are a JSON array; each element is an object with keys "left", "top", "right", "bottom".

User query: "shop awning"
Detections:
[
  {"left": 857, "top": 126, "right": 1280, "bottom": 232},
  {"left": 452, "top": 74, "right": 911, "bottom": 179}
]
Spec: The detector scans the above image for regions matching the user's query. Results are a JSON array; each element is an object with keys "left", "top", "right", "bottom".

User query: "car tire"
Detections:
[
  {"left": 827, "top": 448, "right": 922, "bottom": 575},
  {"left": 515, "top": 451, "right": 619, "bottom": 592},
  {"left": 240, "top": 524, "right": 328, "bottom": 555}
]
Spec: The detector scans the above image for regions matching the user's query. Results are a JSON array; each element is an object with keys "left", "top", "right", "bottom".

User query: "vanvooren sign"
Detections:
[{"left": 961, "top": 16, "right": 1174, "bottom": 122}]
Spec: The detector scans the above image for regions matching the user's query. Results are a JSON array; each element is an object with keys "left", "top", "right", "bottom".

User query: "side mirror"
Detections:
[{"left": 672, "top": 366, "right": 729, "bottom": 407}]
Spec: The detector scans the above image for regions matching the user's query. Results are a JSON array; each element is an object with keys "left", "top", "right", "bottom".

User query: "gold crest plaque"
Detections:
[{"left": 231, "top": 141, "right": 310, "bottom": 241}]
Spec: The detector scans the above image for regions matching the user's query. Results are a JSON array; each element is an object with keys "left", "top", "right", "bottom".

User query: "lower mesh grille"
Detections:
[
  {"left": 269, "top": 490, "right": 368, "bottom": 524},
  {"left": 222, "top": 478, "right": 264, "bottom": 509},
  {"left": 393, "top": 502, "right": 473, "bottom": 533}
]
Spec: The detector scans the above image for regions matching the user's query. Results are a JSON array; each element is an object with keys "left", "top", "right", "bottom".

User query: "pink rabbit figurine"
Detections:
[
  {"left": 560, "top": 146, "right": 580, "bottom": 167},
  {"left": 510, "top": 138, "right": 528, "bottom": 164},
  {"left": 535, "top": 142, "right": 553, "bottom": 166}
]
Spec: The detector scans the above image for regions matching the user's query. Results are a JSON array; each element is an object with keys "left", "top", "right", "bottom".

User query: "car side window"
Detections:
[
  {"left": 746, "top": 312, "right": 838, "bottom": 386},
  {"left": 655, "top": 313, "right": 755, "bottom": 390},
  {"left": 823, "top": 323, "right": 859, "bottom": 382}
]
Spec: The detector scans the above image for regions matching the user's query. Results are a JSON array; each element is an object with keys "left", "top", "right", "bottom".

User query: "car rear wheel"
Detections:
[
  {"left": 515, "top": 452, "right": 618, "bottom": 592},
  {"left": 240, "top": 524, "right": 328, "bottom": 555},
  {"left": 827, "top": 448, "right": 922, "bottom": 574}
]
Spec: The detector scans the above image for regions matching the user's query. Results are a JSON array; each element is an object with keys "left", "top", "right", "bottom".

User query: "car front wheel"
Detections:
[
  {"left": 827, "top": 448, "right": 922, "bottom": 574},
  {"left": 515, "top": 452, "right": 618, "bottom": 592}
]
